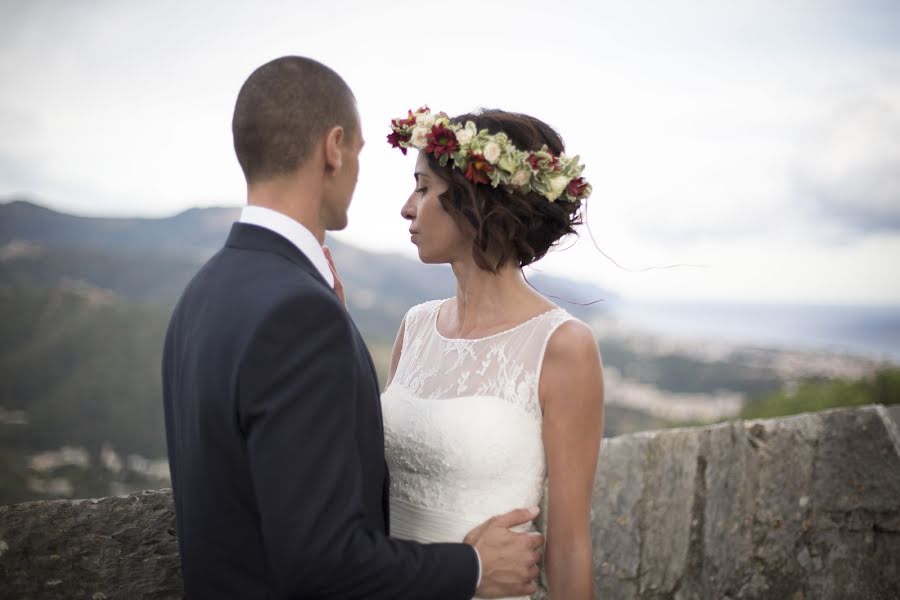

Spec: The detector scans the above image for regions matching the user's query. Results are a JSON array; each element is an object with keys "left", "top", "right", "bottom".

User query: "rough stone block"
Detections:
[{"left": 0, "top": 489, "right": 180, "bottom": 599}]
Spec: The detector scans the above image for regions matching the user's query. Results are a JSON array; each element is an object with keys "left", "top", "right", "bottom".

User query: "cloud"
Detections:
[{"left": 795, "top": 93, "right": 900, "bottom": 235}]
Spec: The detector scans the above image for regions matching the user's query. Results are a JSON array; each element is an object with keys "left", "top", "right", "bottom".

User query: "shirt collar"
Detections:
[{"left": 238, "top": 205, "right": 334, "bottom": 288}]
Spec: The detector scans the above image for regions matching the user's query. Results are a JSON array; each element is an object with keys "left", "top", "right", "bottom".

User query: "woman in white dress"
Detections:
[{"left": 381, "top": 108, "right": 605, "bottom": 599}]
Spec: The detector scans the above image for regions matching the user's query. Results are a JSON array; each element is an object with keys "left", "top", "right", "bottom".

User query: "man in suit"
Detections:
[{"left": 162, "top": 56, "right": 543, "bottom": 598}]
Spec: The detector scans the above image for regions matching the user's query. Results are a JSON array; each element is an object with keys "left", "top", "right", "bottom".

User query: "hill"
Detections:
[
  {"left": 0, "top": 198, "right": 610, "bottom": 340},
  {"left": 0, "top": 199, "right": 236, "bottom": 260}
]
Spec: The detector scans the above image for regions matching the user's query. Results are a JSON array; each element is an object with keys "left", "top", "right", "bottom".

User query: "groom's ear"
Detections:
[{"left": 323, "top": 125, "right": 345, "bottom": 173}]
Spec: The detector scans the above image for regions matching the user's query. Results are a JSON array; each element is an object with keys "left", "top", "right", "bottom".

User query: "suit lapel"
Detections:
[
  {"left": 225, "top": 222, "right": 334, "bottom": 292},
  {"left": 227, "top": 222, "right": 382, "bottom": 424}
]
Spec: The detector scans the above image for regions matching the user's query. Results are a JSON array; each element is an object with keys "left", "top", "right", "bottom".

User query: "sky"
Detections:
[{"left": 1, "top": 0, "right": 899, "bottom": 304}]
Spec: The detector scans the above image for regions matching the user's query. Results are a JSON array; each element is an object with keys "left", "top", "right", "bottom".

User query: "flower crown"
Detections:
[{"left": 387, "top": 107, "right": 592, "bottom": 203}]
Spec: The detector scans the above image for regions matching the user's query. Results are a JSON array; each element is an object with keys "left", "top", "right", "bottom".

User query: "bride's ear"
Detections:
[{"left": 323, "top": 125, "right": 345, "bottom": 173}]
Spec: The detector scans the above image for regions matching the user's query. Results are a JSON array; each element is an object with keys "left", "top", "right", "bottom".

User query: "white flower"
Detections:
[
  {"left": 511, "top": 169, "right": 531, "bottom": 187},
  {"left": 456, "top": 128, "right": 474, "bottom": 145},
  {"left": 410, "top": 127, "right": 429, "bottom": 149},
  {"left": 417, "top": 113, "right": 436, "bottom": 129},
  {"left": 547, "top": 174, "right": 570, "bottom": 201},
  {"left": 483, "top": 142, "right": 502, "bottom": 164}
]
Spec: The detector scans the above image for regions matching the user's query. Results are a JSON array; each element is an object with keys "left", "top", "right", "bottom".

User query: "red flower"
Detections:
[
  {"left": 387, "top": 131, "right": 410, "bottom": 155},
  {"left": 526, "top": 152, "right": 560, "bottom": 171},
  {"left": 464, "top": 153, "right": 494, "bottom": 184},
  {"left": 393, "top": 109, "right": 417, "bottom": 129},
  {"left": 566, "top": 177, "right": 588, "bottom": 199},
  {"left": 425, "top": 123, "right": 459, "bottom": 158}
]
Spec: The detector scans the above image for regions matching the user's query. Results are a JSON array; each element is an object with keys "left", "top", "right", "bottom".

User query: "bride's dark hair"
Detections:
[{"left": 424, "top": 109, "right": 583, "bottom": 273}]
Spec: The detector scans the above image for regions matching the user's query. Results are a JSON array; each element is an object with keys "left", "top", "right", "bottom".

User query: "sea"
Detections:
[{"left": 612, "top": 302, "right": 900, "bottom": 362}]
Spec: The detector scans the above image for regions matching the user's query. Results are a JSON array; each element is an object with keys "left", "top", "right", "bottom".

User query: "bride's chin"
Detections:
[{"left": 416, "top": 249, "right": 442, "bottom": 265}]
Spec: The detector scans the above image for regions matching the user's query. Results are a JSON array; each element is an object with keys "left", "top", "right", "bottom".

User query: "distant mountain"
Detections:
[
  {"left": 0, "top": 198, "right": 613, "bottom": 338},
  {"left": 0, "top": 199, "right": 239, "bottom": 260},
  {"left": 0, "top": 241, "right": 203, "bottom": 306}
]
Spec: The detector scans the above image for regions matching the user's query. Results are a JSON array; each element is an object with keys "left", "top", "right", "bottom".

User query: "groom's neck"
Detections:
[{"left": 246, "top": 171, "right": 325, "bottom": 243}]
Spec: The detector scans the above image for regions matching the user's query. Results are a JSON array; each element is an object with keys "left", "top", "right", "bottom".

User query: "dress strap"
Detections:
[
  {"left": 401, "top": 299, "right": 443, "bottom": 348},
  {"left": 534, "top": 309, "right": 582, "bottom": 385}
]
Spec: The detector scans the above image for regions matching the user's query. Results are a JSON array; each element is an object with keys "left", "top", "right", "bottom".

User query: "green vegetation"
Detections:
[
  {"left": 0, "top": 285, "right": 172, "bottom": 504},
  {"left": 0, "top": 450, "right": 31, "bottom": 505},
  {"left": 740, "top": 368, "right": 900, "bottom": 419},
  {"left": 0, "top": 245, "right": 202, "bottom": 306},
  {"left": 601, "top": 345, "right": 783, "bottom": 396},
  {"left": 0, "top": 285, "right": 170, "bottom": 457}
]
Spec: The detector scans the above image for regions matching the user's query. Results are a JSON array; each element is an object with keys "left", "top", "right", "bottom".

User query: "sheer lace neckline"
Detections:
[{"left": 433, "top": 298, "right": 564, "bottom": 343}]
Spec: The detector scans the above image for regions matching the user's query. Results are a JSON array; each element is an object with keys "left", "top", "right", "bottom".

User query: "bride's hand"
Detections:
[
  {"left": 322, "top": 245, "right": 345, "bottom": 306},
  {"left": 464, "top": 506, "right": 544, "bottom": 598}
]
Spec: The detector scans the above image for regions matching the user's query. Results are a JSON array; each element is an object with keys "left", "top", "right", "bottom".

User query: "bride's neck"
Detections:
[{"left": 449, "top": 259, "right": 533, "bottom": 332}]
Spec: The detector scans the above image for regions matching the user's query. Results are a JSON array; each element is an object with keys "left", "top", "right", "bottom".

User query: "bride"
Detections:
[{"left": 381, "top": 108, "right": 605, "bottom": 599}]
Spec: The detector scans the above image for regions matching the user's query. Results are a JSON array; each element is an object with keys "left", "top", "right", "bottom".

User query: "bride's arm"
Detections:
[
  {"left": 384, "top": 319, "right": 406, "bottom": 390},
  {"left": 539, "top": 320, "right": 604, "bottom": 600}
]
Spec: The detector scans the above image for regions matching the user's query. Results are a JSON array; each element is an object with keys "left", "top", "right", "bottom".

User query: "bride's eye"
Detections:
[{"left": 415, "top": 187, "right": 428, "bottom": 195}]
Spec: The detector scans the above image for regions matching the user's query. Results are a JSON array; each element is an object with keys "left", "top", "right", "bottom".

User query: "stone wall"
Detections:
[
  {"left": 2, "top": 405, "right": 898, "bottom": 599},
  {"left": 570, "top": 403, "right": 900, "bottom": 600}
]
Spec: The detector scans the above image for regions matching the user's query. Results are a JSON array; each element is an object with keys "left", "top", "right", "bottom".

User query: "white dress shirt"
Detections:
[{"left": 238, "top": 205, "right": 334, "bottom": 288}]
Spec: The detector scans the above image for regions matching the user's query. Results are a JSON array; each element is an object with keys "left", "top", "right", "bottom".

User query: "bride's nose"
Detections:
[{"left": 401, "top": 195, "right": 416, "bottom": 220}]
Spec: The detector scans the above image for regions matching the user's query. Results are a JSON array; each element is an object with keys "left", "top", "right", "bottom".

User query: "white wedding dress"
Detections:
[{"left": 382, "top": 299, "right": 577, "bottom": 600}]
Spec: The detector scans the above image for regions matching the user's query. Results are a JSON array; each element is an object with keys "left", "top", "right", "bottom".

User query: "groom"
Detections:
[{"left": 162, "top": 56, "right": 543, "bottom": 598}]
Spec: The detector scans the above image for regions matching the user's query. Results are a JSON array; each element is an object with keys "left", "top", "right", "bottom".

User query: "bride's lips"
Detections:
[{"left": 409, "top": 230, "right": 419, "bottom": 243}]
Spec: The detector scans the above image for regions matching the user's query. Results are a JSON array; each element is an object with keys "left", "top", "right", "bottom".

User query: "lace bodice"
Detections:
[
  {"left": 389, "top": 299, "right": 574, "bottom": 421},
  {"left": 382, "top": 299, "right": 576, "bottom": 582}
]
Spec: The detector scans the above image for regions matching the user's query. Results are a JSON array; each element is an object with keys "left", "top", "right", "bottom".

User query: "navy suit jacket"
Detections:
[{"left": 162, "top": 223, "right": 478, "bottom": 598}]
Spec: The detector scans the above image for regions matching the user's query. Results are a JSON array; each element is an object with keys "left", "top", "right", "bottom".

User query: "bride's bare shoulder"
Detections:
[
  {"left": 546, "top": 318, "right": 599, "bottom": 360},
  {"left": 539, "top": 318, "right": 603, "bottom": 410}
]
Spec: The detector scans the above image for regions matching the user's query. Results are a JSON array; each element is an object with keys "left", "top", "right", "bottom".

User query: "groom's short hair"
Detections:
[{"left": 232, "top": 56, "right": 357, "bottom": 184}]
